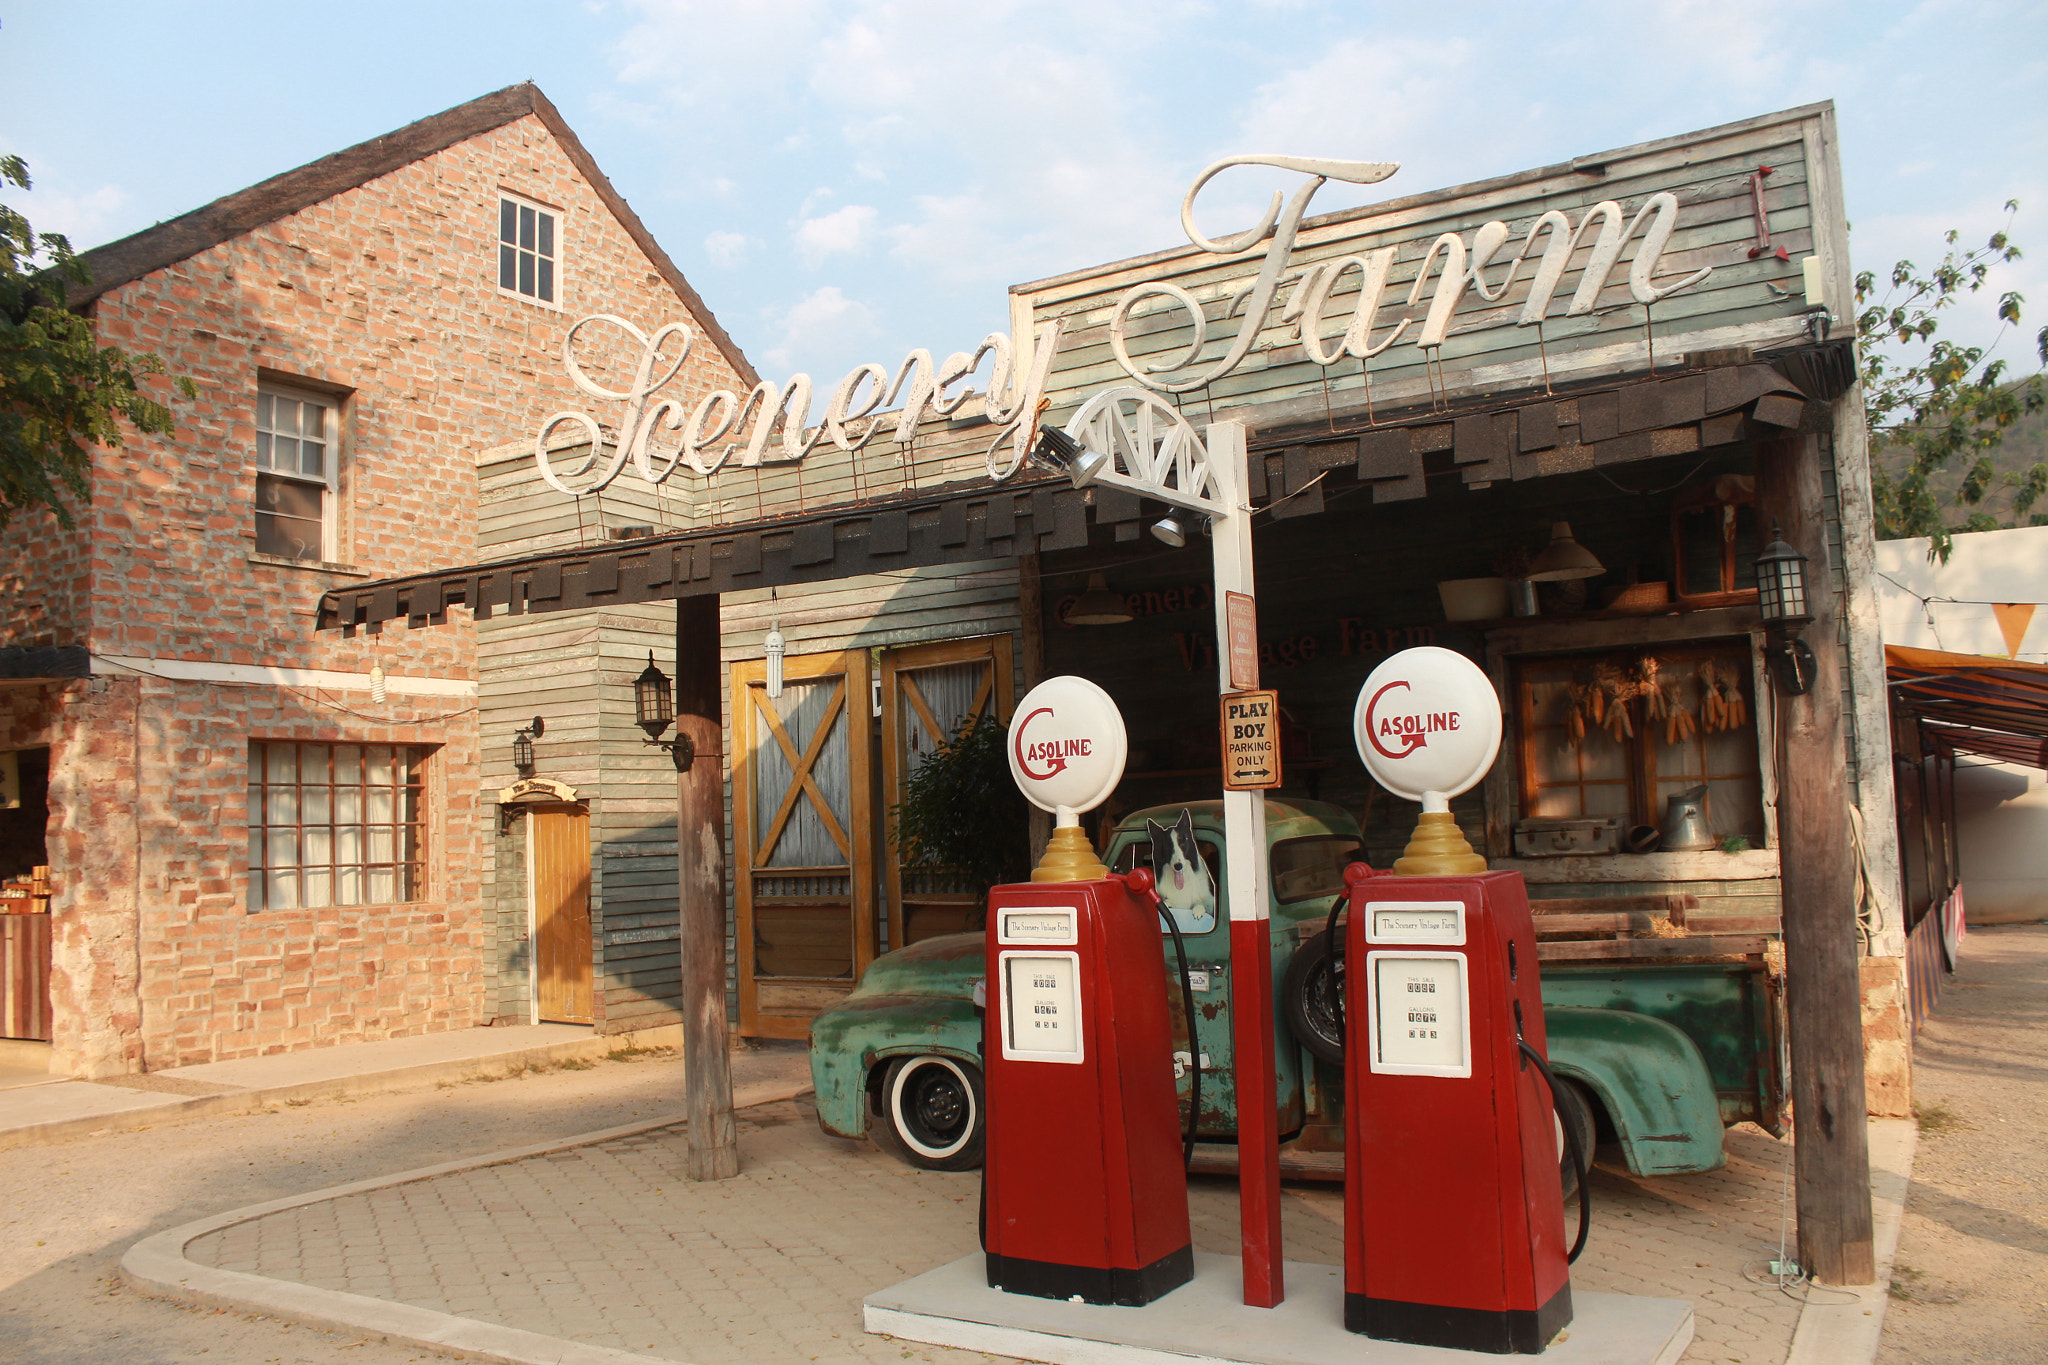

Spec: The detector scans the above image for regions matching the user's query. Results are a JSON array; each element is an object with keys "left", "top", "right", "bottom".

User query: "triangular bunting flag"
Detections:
[{"left": 1991, "top": 602, "right": 2036, "bottom": 658}]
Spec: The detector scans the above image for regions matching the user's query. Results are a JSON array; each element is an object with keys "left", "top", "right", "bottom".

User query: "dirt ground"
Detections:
[
  {"left": 1876, "top": 922, "right": 2048, "bottom": 1365},
  {"left": 0, "top": 1041, "right": 808, "bottom": 1365}
]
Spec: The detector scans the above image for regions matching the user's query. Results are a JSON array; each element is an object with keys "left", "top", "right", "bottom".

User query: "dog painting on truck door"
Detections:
[{"left": 1148, "top": 808, "right": 1217, "bottom": 934}]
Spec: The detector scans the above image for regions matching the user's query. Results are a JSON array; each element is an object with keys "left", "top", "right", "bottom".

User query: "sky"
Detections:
[{"left": 5, "top": 0, "right": 2046, "bottom": 389}]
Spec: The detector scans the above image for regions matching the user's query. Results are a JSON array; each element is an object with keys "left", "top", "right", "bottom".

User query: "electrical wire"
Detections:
[{"left": 90, "top": 653, "right": 479, "bottom": 725}]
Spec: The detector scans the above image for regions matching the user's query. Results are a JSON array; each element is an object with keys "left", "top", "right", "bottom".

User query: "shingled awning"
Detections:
[
  {"left": 1888, "top": 645, "right": 2048, "bottom": 770},
  {"left": 318, "top": 354, "right": 1824, "bottom": 634}
]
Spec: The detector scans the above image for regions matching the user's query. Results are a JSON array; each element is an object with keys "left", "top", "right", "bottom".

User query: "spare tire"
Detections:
[{"left": 1282, "top": 929, "right": 1347, "bottom": 1066}]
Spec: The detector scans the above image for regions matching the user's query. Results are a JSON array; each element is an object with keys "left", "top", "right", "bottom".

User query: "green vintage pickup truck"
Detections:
[{"left": 809, "top": 799, "right": 1786, "bottom": 1177}]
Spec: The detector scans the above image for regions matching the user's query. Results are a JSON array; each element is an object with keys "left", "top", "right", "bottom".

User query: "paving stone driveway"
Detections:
[{"left": 185, "top": 1098, "right": 1808, "bottom": 1364}]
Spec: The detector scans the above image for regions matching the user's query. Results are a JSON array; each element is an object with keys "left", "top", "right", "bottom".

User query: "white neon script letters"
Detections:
[
  {"left": 1111, "top": 156, "right": 1713, "bottom": 394},
  {"left": 531, "top": 315, "right": 1066, "bottom": 497}
]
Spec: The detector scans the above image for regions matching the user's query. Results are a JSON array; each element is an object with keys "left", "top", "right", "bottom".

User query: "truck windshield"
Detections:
[{"left": 1270, "top": 836, "right": 1362, "bottom": 904}]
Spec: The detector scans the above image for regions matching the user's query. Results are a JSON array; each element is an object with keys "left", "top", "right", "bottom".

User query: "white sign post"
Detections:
[{"left": 1040, "top": 390, "right": 1284, "bottom": 1309}]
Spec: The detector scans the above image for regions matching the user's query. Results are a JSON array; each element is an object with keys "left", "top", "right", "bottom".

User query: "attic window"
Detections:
[{"left": 498, "top": 194, "right": 558, "bottom": 305}]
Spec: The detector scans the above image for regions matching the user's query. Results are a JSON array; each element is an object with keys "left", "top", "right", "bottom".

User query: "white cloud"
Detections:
[
  {"left": 795, "top": 203, "right": 878, "bottom": 266},
  {"left": 762, "top": 285, "right": 879, "bottom": 372},
  {"left": 8, "top": 180, "right": 133, "bottom": 249},
  {"left": 702, "top": 230, "right": 751, "bottom": 268}
]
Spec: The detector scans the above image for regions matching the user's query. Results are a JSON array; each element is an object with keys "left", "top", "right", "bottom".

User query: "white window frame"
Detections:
[
  {"left": 254, "top": 381, "right": 340, "bottom": 564},
  {"left": 497, "top": 192, "right": 564, "bottom": 308}
]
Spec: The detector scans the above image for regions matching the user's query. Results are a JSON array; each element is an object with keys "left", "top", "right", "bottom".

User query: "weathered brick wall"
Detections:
[
  {"left": 3, "top": 111, "right": 749, "bottom": 1071},
  {"left": 129, "top": 676, "right": 483, "bottom": 1069},
  {"left": 0, "top": 515, "right": 90, "bottom": 648}
]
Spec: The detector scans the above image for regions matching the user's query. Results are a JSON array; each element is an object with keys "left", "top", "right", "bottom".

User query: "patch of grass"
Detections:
[
  {"left": 1915, "top": 1101, "right": 1967, "bottom": 1135},
  {"left": 284, "top": 1098, "right": 311, "bottom": 1108},
  {"left": 556, "top": 1056, "right": 596, "bottom": 1071},
  {"left": 606, "top": 1044, "right": 676, "bottom": 1063}
]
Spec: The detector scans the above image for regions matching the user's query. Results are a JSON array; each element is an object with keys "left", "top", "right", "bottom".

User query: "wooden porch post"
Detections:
[
  {"left": 676, "top": 593, "right": 738, "bottom": 1180},
  {"left": 1756, "top": 434, "right": 1876, "bottom": 1285}
]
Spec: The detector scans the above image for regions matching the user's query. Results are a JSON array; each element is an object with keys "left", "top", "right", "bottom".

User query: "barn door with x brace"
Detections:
[
  {"left": 880, "top": 635, "right": 1015, "bottom": 948},
  {"left": 732, "top": 648, "right": 875, "bottom": 1039}
]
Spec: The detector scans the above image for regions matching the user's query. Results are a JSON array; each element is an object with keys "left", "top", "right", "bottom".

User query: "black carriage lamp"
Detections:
[
  {"left": 1755, "top": 522, "right": 1817, "bottom": 696},
  {"left": 634, "top": 653, "right": 695, "bottom": 772},
  {"left": 512, "top": 717, "right": 544, "bottom": 778}
]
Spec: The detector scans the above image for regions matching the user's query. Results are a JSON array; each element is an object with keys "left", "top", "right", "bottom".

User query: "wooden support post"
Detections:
[
  {"left": 676, "top": 593, "right": 738, "bottom": 1181},
  {"left": 1756, "top": 435, "right": 1875, "bottom": 1285}
]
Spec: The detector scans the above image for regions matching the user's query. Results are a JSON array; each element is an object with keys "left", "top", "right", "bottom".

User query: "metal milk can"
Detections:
[{"left": 1660, "top": 784, "right": 1716, "bottom": 851}]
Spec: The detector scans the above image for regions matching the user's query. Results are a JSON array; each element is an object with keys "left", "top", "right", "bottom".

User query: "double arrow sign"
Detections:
[{"left": 1221, "top": 690, "right": 1283, "bottom": 792}]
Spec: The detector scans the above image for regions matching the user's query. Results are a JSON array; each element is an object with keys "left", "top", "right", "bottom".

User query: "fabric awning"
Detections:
[{"left": 1886, "top": 644, "right": 2048, "bottom": 770}]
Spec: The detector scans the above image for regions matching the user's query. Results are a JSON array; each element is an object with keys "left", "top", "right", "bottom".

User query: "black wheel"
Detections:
[
  {"left": 1554, "top": 1075, "right": 1597, "bottom": 1199},
  {"left": 872, "top": 1055, "right": 985, "bottom": 1171},
  {"left": 1283, "top": 929, "right": 1346, "bottom": 1066}
]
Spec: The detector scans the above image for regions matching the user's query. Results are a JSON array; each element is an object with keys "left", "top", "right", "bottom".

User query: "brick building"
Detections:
[{"left": 0, "top": 85, "right": 752, "bottom": 1077}]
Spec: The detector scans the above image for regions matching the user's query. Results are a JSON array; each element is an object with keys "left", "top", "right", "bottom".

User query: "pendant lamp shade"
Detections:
[
  {"left": 1067, "top": 572, "right": 1134, "bottom": 626},
  {"left": 1525, "top": 521, "right": 1605, "bottom": 581},
  {"left": 764, "top": 621, "right": 786, "bottom": 698}
]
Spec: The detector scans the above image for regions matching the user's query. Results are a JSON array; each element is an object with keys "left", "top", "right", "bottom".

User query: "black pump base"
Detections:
[
  {"left": 1346, "top": 1282, "right": 1573, "bottom": 1354},
  {"left": 985, "top": 1243, "right": 1194, "bottom": 1307}
]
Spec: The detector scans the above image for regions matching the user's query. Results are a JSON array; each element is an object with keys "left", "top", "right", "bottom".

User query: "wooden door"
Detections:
[
  {"left": 529, "top": 804, "right": 593, "bottom": 1024},
  {"left": 881, "top": 635, "right": 1016, "bottom": 947},
  {"left": 732, "top": 649, "right": 875, "bottom": 1038}
]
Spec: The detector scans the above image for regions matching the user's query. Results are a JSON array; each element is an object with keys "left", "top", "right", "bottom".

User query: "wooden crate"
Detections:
[{"left": 1, "top": 913, "right": 52, "bottom": 1041}]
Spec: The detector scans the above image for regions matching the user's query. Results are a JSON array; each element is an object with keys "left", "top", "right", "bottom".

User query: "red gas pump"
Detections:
[
  {"left": 981, "top": 868, "right": 1194, "bottom": 1307},
  {"left": 1343, "top": 869, "right": 1571, "bottom": 1353}
]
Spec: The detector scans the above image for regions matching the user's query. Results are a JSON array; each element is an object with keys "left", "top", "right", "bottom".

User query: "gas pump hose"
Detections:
[
  {"left": 1516, "top": 1038, "right": 1592, "bottom": 1264},
  {"left": 1158, "top": 903, "right": 1202, "bottom": 1170}
]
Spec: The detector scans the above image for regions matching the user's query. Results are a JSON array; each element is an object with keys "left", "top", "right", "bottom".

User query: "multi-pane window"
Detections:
[
  {"left": 498, "top": 196, "right": 558, "bottom": 304},
  {"left": 1514, "top": 644, "right": 1766, "bottom": 846},
  {"left": 248, "top": 742, "right": 429, "bottom": 912},
  {"left": 254, "top": 385, "right": 337, "bottom": 561}
]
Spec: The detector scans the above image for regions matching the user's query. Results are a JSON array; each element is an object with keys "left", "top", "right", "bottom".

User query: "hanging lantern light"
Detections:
[
  {"left": 764, "top": 621, "right": 786, "bottom": 699},
  {"left": 512, "top": 716, "right": 544, "bottom": 778},
  {"left": 369, "top": 662, "right": 387, "bottom": 703},
  {"left": 635, "top": 653, "right": 674, "bottom": 740},
  {"left": 1755, "top": 522, "right": 1817, "bottom": 695},
  {"left": 1754, "top": 522, "right": 1813, "bottom": 629}
]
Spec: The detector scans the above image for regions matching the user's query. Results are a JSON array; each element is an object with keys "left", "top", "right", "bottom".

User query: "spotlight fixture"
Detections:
[
  {"left": 1526, "top": 521, "right": 1605, "bottom": 581},
  {"left": 634, "top": 653, "right": 694, "bottom": 771},
  {"left": 1066, "top": 572, "right": 1134, "bottom": 626},
  {"left": 1031, "top": 424, "right": 1109, "bottom": 485},
  {"left": 1755, "top": 522, "right": 1817, "bottom": 695},
  {"left": 512, "top": 716, "right": 544, "bottom": 778},
  {"left": 1151, "top": 514, "right": 1192, "bottom": 547}
]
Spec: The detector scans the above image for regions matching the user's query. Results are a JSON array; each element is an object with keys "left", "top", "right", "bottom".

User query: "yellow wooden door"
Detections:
[
  {"left": 732, "top": 649, "right": 875, "bottom": 1038},
  {"left": 530, "top": 804, "right": 593, "bottom": 1024},
  {"left": 881, "top": 635, "right": 1016, "bottom": 947}
]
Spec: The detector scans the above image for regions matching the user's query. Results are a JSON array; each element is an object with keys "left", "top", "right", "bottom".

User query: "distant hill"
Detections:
[{"left": 1871, "top": 379, "right": 2048, "bottom": 531}]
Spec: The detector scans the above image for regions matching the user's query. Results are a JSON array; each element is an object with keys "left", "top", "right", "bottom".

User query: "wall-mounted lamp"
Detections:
[
  {"left": 512, "top": 716, "right": 544, "bottom": 777},
  {"left": 1526, "top": 520, "right": 1606, "bottom": 581},
  {"left": 1067, "top": 572, "right": 1134, "bottom": 626},
  {"left": 634, "top": 653, "right": 694, "bottom": 771},
  {"left": 764, "top": 621, "right": 786, "bottom": 699},
  {"left": 1755, "top": 522, "right": 1816, "bottom": 695}
]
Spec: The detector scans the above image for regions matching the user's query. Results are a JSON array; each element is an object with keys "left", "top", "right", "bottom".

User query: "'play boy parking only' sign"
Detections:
[{"left": 1221, "top": 690, "right": 1283, "bottom": 791}]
